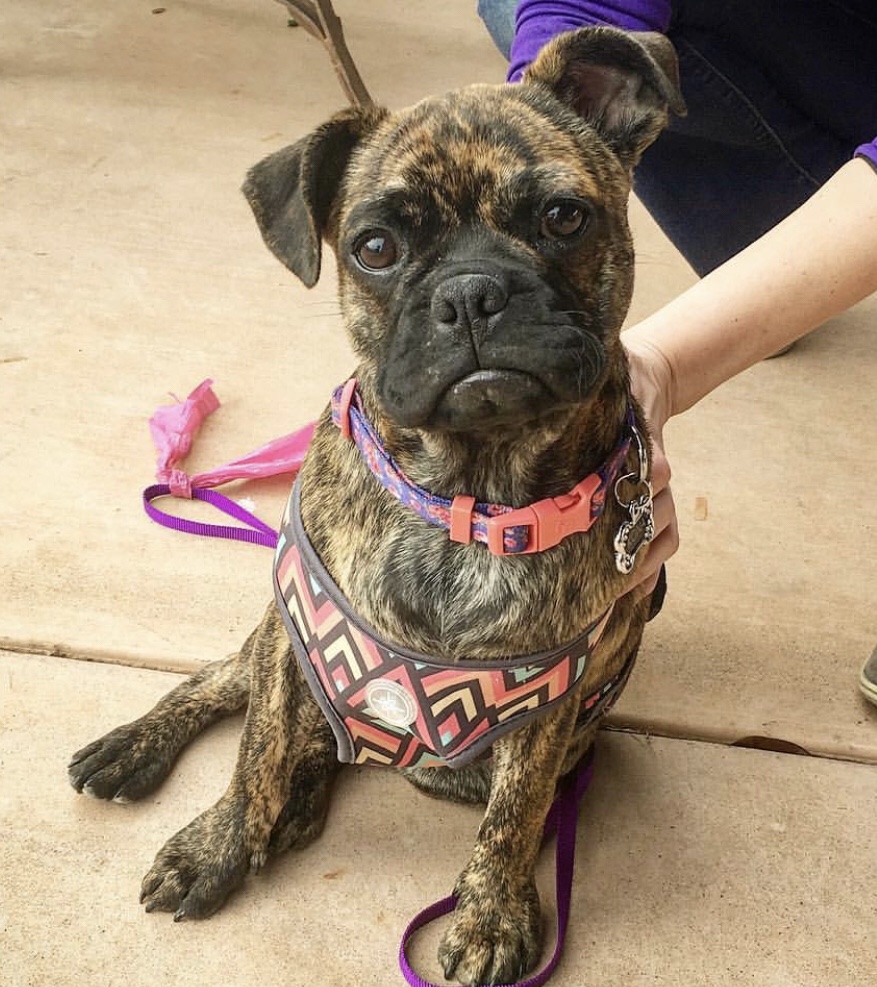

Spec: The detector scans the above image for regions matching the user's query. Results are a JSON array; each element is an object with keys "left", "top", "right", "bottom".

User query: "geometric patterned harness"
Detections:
[{"left": 274, "top": 484, "right": 634, "bottom": 769}]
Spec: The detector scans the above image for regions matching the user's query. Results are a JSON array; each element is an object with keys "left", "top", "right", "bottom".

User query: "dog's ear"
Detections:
[
  {"left": 242, "top": 105, "right": 389, "bottom": 287},
  {"left": 524, "top": 27, "right": 686, "bottom": 168}
]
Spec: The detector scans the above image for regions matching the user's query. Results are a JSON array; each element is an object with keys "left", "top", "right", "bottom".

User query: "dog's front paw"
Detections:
[
  {"left": 68, "top": 719, "right": 178, "bottom": 802},
  {"left": 140, "top": 801, "right": 256, "bottom": 920},
  {"left": 438, "top": 878, "right": 541, "bottom": 985}
]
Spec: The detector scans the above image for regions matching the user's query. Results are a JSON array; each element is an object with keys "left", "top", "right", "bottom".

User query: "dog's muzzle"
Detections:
[{"left": 378, "top": 260, "right": 606, "bottom": 430}]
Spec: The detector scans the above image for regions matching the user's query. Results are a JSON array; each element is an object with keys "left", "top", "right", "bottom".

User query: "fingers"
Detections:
[
  {"left": 650, "top": 478, "right": 677, "bottom": 537},
  {"left": 624, "top": 481, "right": 679, "bottom": 601},
  {"left": 630, "top": 518, "right": 680, "bottom": 601},
  {"left": 622, "top": 335, "right": 679, "bottom": 605}
]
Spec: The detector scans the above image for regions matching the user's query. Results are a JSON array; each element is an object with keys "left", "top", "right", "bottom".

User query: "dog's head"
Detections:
[{"left": 244, "top": 28, "right": 684, "bottom": 433}]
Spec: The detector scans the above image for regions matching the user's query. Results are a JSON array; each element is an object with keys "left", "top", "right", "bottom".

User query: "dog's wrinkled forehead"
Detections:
[
  {"left": 342, "top": 84, "right": 623, "bottom": 225},
  {"left": 241, "top": 29, "right": 685, "bottom": 289}
]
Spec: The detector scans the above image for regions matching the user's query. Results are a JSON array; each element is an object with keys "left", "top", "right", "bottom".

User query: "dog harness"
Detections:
[
  {"left": 274, "top": 484, "right": 636, "bottom": 769},
  {"left": 270, "top": 380, "right": 644, "bottom": 770},
  {"left": 143, "top": 378, "right": 648, "bottom": 769}
]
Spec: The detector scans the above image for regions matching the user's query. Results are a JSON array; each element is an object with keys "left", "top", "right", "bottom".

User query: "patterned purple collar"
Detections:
[{"left": 331, "top": 378, "right": 634, "bottom": 556}]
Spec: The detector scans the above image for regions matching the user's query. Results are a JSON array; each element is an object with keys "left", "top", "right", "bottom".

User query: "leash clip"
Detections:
[{"left": 485, "top": 472, "right": 602, "bottom": 556}]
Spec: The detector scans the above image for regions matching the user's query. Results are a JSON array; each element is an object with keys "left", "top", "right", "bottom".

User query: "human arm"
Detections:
[
  {"left": 625, "top": 156, "right": 877, "bottom": 419},
  {"left": 623, "top": 155, "right": 877, "bottom": 594}
]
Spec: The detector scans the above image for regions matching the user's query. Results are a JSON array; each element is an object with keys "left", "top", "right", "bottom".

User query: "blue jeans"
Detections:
[
  {"left": 478, "top": 0, "right": 877, "bottom": 275},
  {"left": 477, "top": 0, "right": 517, "bottom": 57}
]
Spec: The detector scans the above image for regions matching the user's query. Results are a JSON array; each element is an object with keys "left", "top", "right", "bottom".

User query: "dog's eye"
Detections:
[
  {"left": 354, "top": 230, "right": 398, "bottom": 271},
  {"left": 540, "top": 201, "right": 588, "bottom": 241}
]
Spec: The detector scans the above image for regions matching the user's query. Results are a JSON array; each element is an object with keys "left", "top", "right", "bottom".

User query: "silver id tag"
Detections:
[{"left": 614, "top": 491, "right": 655, "bottom": 574}]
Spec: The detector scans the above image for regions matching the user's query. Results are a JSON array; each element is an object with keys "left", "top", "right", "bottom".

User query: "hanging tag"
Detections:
[
  {"left": 614, "top": 490, "right": 655, "bottom": 574},
  {"left": 613, "top": 423, "right": 654, "bottom": 575}
]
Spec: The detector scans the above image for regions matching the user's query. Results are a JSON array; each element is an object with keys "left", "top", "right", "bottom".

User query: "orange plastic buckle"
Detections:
[
  {"left": 449, "top": 495, "right": 476, "bottom": 544},
  {"left": 485, "top": 472, "right": 602, "bottom": 556}
]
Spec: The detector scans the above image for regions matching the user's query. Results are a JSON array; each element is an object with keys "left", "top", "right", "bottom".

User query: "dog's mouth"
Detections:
[{"left": 427, "top": 369, "right": 553, "bottom": 431}]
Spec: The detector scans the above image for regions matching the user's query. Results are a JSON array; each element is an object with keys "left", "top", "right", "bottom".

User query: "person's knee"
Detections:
[{"left": 477, "top": 0, "right": 517, "bottom": 58}]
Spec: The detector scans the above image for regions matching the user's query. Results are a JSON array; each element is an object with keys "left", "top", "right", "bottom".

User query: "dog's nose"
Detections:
[{"left": 430, "top": 273, "right": 509, "bottom": 338}]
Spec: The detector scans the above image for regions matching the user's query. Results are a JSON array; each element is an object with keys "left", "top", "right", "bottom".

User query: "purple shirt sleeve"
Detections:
[
  {"left": 855, "top": 139, "right": 877, "bottom": 173},
  {"left": 508, "top": 0, "right": 672, "bottom": 82}
]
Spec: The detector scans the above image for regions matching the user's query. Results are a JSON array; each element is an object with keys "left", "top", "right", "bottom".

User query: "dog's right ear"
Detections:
[
  {"left": 242, "top": 106, "right": 388, "bottom": 288},
  {"left": 524, "top": 27, "right": 686, "bottom": 169}
]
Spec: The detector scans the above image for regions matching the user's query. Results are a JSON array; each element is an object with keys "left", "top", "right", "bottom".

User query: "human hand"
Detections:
[{"left": 622, "top": 335, "right": 679, "bottom": 600}]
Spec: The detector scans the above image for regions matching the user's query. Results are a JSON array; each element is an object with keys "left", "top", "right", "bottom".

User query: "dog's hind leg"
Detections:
[
  {"left": 402, "top": 761, "right": 493, "bottom": 805},
  {"left": 67, "top": 616, "right": 261, "bottom": 803},
  {"left": 268, "top": 713, "right": 341, "bottom": 855}
]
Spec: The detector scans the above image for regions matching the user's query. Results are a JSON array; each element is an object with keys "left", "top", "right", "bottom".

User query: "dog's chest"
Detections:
[
  {"left": 346, "top": 517, "right": 620, "bottom": 659},
  {"left": 298, "top": 411, "right": 633, "bottom": 661}
]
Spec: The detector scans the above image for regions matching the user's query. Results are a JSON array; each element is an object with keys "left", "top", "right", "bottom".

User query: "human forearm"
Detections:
[{"left": 624, "top": 157, "right": 877, "bottom": 418}]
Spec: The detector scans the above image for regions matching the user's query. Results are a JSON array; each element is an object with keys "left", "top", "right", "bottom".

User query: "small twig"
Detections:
[{"left": 275, "top": 0, "right": 373, "bottom": 107}]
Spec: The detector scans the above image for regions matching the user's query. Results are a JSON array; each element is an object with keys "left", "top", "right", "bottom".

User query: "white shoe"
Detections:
[{"left": 858, "top": 645, "right": 877, "bottom": 707}]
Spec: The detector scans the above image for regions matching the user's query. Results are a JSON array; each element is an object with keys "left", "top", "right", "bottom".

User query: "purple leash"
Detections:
[
  {"left": 142, "top": 378, "right": 310, "bottom": 549},
  {"left": 399, "top": 751, "right": 595, "bottom": 987},
  {"left": 143, "top": 484, "right": 279, "bottom": 548}
]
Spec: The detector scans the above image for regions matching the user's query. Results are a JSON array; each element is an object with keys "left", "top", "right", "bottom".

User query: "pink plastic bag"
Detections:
[
  {"left": 143, "top": 379, "right": 315, "bottom": 548},
  {"left": 150, "top": 379, "right": 315, "bottom": 498}
]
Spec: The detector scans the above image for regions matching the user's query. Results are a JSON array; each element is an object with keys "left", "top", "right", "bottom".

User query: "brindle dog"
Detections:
[{"left": 69, "top": 27, "right": 684, "bottom": 985}]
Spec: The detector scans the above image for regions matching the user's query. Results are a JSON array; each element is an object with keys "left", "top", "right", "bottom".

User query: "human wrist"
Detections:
[{"left": 622, "top": 331, "right": 676, "bottom": 432}]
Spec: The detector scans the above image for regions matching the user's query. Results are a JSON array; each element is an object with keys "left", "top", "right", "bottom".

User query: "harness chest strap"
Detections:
[{"left": 274, "top": 483, "right": 634, "bottom": 770}]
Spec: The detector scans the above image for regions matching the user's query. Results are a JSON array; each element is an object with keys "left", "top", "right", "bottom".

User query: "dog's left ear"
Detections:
[
  {"left": 524, "top": 26, "right": 686, "bottom": 168},
  {"left": 242, "top": 105, "right": 389, "bottom": 287}
]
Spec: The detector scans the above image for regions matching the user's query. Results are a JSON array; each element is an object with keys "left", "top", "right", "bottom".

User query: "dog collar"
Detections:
[
  {"left": 273, "top": 483, "right": 633, "bottom": 769},
  {"left": 331, "top": 379, "right": 634, "bottom": 556}
]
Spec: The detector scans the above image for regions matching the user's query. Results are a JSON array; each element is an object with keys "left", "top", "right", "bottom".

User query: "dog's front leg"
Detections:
[
  {"left": 139, "top": 608, "right": 324, "bottom": 920},
  {"left": 439, "top": 697, "right": 580, "bottom": 985}
]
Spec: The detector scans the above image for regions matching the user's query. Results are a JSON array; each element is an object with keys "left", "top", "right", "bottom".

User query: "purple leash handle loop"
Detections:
[
  {"left": 398, "top": 751, "right": 595, "bottom": 987},
  {"left": 143, "top": 484, "right": 279, "bottom": 549}
]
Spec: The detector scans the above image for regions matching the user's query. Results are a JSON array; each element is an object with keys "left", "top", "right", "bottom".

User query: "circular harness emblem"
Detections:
[{"left": 364, "top": 678, "right": 418, "bottom": 728}]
